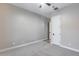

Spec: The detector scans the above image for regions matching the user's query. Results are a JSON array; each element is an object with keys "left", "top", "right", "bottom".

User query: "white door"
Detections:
[{"left": 50, "top": 15, "right": 61, "bottom": 45}]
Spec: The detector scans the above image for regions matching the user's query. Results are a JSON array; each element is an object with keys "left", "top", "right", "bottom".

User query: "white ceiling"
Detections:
[{"left": 11, "top": 3, "right": 71, "bottom": 18}]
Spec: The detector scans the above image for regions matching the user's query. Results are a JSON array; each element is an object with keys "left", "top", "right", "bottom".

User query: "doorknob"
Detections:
[{"left": 53, "top": 33, "right": 54, "bottom": 36}]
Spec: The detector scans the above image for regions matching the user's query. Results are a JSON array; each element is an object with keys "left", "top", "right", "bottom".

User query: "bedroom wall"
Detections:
[
  {"left": 0, "top": 3, "right": 48, "bottom": 50},
  {"left": 51, "top": 3, "right": 79, "bottom": 50}
]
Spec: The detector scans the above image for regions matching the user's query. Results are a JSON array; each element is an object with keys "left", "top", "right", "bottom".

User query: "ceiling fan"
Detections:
[
  {"left": 39, "top": 3, "right": 59, "bottom": 10},
  {"left": 45, "top": 3, "right": 59, "bottom": 10},
  {"left": 45, "top": 3, "right": 52, "bottom": 6}
]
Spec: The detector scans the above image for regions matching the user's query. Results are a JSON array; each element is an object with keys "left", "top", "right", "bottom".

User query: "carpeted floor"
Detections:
[{"left": 0, "top": 41, "right": 79, "bottom": 56}]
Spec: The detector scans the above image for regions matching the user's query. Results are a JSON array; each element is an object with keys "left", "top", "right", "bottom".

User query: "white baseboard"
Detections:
[
  {"left": 0, "top": 39, "right": 47, "bottom": 53},
  {"left": 52, "top": 43, "right": 79, "bottom": 53}
]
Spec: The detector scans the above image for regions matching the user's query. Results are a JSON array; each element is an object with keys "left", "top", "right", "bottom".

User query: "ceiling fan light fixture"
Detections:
[
  {"left": 54, "top": 7, "right": 59, "bottom": 10},
  {"left": 45, "top": 3, "right": 51, "bottom": 6}
]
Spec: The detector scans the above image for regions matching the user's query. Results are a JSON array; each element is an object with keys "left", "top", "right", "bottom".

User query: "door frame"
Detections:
[{"left": 49, "top": 15, "right": 61, "bottom": 45}]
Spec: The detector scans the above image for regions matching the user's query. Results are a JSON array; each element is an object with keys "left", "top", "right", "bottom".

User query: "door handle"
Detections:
[{"left": 53, "top": 33, "right": 54, "bottom": 36}]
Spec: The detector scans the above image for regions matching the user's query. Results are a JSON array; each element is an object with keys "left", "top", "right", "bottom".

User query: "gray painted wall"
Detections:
[
  {"left": 0, "top": 4, "right": 48, "bottom": 50},
  {"left": 51, "top": 3, "right": 79, "bottom": 50}
]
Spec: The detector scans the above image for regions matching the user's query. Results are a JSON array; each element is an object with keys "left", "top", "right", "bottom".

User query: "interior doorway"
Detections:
[{"left": 49, "top": 15, "right": 61, "bottom": 45}]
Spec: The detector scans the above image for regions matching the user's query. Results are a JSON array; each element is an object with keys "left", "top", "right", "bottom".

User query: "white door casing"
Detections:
[{"left": 50, "top": 15, "right": 61, "bottom": 45}]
